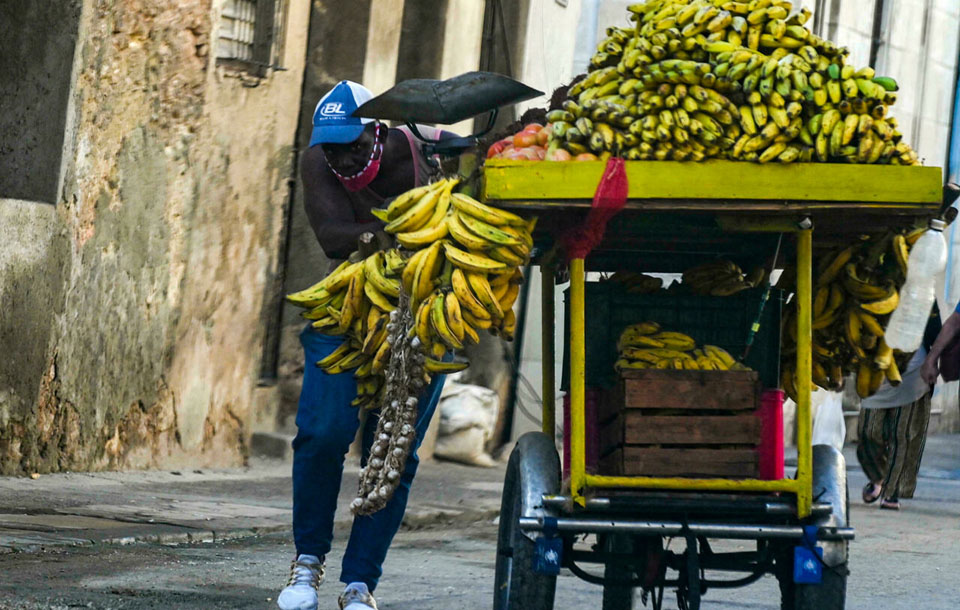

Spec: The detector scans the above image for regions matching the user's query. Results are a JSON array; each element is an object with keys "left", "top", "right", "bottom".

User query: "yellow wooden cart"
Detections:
[{"left": 482, "top": 159, "right": 943, "bottom": 610}]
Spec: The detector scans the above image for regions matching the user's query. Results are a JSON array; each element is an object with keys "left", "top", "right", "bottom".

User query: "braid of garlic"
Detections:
[{"left": 352, "top": 289, "right": 429, "bottom": 516}]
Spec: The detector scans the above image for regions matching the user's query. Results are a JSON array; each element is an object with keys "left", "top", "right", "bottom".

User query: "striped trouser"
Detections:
[{"left": 856, "top": 392, "right": 932, "bottom": 499}]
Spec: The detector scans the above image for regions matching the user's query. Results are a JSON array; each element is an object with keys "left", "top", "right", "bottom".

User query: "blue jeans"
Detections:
[{"left": 292, "top": 326, "right": 445, "bottom": 591}]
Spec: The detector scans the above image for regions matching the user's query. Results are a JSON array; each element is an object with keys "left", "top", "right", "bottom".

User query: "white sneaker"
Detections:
[
  {"left": 277, "top": 554, "right": 324, "bottom": 610},
  {"left": 338, "top": 582, "right": 379, "bottom": 610}
]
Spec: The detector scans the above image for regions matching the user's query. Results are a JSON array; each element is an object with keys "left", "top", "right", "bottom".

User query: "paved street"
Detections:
[{"left": 2, "top": 437, "right": 959, "bottom": 609}]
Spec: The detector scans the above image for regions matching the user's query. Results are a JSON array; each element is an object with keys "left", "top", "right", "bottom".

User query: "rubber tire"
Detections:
[
  {"left": 776, "top": 541, "right": 848, "bottom": 610},
  {"left": 601, "top": 534, "right": 635, "bottom": 610},
  {"left": 493, "top": 437, "right": 558, "bottom": 610},
  {"left": 794, "top": 559, "right": 847, "bottom": 610},
  {"left": 794, "top": 475, "right": 850, "bottom": 609}
]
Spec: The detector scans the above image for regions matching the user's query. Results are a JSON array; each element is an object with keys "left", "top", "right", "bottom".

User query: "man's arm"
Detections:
[
  {"left": 921, "top": 310, "right": 960, "bottom": 384},
  {"left": 301, "top": 146, "right": 385, "bottom": 260}
]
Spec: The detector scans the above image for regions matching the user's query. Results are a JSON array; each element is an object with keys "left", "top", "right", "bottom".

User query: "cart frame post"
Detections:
[
  {"left": 541, "top": 264, "right": 556, "bottom": 438},
  {"left": 569, "top": 258, "right": 588, "bottom": 506},
  {"left": 795, "top": 225, "right": 814, "bottom": 518}
]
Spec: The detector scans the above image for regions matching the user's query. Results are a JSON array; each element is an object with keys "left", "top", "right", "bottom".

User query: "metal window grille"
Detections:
[
  {"left": 218, "top": 0, "right": 258, "bottom": 61},
  {"left": 217, "top": 0, "right": 285, "bottom": 74}
]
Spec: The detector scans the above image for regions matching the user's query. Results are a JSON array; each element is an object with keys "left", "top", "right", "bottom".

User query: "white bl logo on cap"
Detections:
[
  {"left": 320, "top": 102, "right": 345, "bottom": 117},
  {"left": 309, "top": 80, "right": 375, "bottom": 146}
]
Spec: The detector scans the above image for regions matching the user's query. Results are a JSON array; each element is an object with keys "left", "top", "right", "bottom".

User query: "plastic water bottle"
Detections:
[{"left": 885, "top": 219, "right": 947, "bottom": 351}]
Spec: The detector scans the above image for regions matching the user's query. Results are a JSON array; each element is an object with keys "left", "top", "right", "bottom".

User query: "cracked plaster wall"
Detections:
[{"left": 0, "top": 0, "right": 308, "bottom": 474}]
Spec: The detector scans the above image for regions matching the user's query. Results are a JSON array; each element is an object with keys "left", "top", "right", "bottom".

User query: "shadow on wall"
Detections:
[{"left": 0, "top": 203, "right": 69, "bottom": 474}]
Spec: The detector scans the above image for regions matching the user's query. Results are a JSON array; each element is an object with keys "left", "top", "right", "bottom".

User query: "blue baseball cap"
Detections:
[{"left": 309, "top": 80, "right": 375, "bottom": 146}]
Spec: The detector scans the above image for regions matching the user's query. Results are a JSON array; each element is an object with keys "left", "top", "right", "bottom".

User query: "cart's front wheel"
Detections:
[{"left": 494, "top": 432, "right": 559, "bottom": 610}]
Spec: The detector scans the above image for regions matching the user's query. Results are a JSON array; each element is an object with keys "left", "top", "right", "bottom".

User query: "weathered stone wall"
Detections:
[{"left": 0, "top": 0, "right": 307, "bottom": 474}]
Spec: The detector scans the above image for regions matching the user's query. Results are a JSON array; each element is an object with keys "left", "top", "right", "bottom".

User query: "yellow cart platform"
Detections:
[{"left": 483, "top": 159, "right": 943, "bottom": 610}]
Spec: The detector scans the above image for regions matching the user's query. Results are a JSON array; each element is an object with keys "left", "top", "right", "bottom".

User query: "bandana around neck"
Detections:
[{"left": 329, "top": 123, "right": 383, "bottom": 192}]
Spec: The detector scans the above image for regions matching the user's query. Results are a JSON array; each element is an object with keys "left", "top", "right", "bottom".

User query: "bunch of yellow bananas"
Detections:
[
  {"left": 607, "top": 270, "right": 665, "bottom": 293},
  {"left": 546, "top": 0, "right": 919, "bottom": 165},
  {"left": 286, "top": 249, "right": 407, "bottom": 409},
  {"left": 779, "top": 227, "right": 923, "bottom": 402},
  {"left": 377, "top": 178, "right": 534, "bottom": 360},
  {"left": 286, "top": 177, "right": 535, "bottom": 409},
  {"left": 682, "top": 259, "right": 764, "bottom": 295},
  {"left": 615, "top": 321, "right": 749, "bottom": 371}
]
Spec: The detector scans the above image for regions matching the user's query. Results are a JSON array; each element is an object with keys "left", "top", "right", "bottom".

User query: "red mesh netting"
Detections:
[{"left": 560, "top": 157, "right": 629, "bottom": 261}]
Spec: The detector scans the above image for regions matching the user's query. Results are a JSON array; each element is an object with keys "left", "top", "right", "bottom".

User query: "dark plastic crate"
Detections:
[{"left": 561, "top": 283, "right": 782, "bottom": 390}]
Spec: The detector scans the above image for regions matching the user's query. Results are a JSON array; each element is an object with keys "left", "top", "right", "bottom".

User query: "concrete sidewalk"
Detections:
[{"left": 0, "top": 457, "right": 506, "bottom": 553}]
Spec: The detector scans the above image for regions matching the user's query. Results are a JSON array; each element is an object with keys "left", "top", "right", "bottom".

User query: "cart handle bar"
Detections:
[
  {"left": 540, "top": 495, "right": 835, "bottom": 518},
  {"left": 518, "top": 517, "right": 854, "bottom": 541}
]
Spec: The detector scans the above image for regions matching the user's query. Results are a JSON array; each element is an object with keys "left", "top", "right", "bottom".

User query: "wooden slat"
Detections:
[
  {"left": 602, "top": 448, "right": 759, "bottom": 478},
  {"left": 482, "top": 159, "right": 942, "bottom": 206},
  {"left": 621, "top": 414, "right": 761, "bottom": 445},
  {"left": 621, "top": 370, "right": 759, "bottom": 411}
]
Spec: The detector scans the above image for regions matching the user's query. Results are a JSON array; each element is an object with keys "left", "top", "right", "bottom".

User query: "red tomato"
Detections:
[
  {"left": 513, "top": 132, "right": 538, "bottom": 148},
  {"left": 537, "top": 125, "right": 552, "bottom": 146},
  {"left": 522, "top": 123, "right": 544, "bottom": 134},
  {"left": 487, "top": 141, "right": 507, "bottom": 158},
  {"left": 501, "top": 148, "right": 528, "bottom": 160},
  {"left": 575, "top": 153, "right": 599, "bottom": 161},
  {"left": 548, "top": 148, "right": 572, "bottom": 161}
]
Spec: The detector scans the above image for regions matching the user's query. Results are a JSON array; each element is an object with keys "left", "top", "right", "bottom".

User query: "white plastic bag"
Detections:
[
  {"left": 433, "top": 381, "right": 499, "bottom": 467},
  {"left": 811, "top": 390, "right": 846, "bottom": 451}
]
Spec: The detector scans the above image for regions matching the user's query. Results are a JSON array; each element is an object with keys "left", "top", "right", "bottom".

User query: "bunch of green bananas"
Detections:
[
  {"left": 615, "top": 321, "right": 749, "bottom": 371},
  {"left": 286, "top": 177, "right": 535, "bottom": 410},
  {"left": 607, "top": 270, "right": 665, "bottom": 293},
  {"left": 682, "top": 259, "right": 765, "bottom": 295},
  {"left": 546, "top": 0, "right": 919, "bottom": 165},
  {"left": 779, "top": 227, "right": 925, "bottom": 402}
]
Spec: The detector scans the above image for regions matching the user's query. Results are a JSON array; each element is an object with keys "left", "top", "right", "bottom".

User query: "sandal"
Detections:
[
  {"left": 880, "top": 497, "right": 900, "bottom": 510},
  {"left": 862, "top": 481, "right": 883, "bottom": 504}
]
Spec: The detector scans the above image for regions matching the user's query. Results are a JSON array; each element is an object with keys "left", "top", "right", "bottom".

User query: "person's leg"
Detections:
[
  {"left": 292, "top": 327, "right": 363, "bottom": 558},
  {"left": 339, "top": 373, "right": 447, "bottom": 591},
  {"left": 856, "top": 408, "right": 888, "bottom": 500},
  {"left": 880, "top": 404, "right": 908, "bottom": 500},
  {"left": 885, "top": 393, "right": 932, "bottom": 500}
]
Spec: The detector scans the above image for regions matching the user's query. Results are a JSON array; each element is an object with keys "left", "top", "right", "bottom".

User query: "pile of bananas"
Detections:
[
  {"left": 286, "top": 177, "right": 534, "bottom": 411},
  {"left": 682, "top": 259, "right": 765, "bottom": 295},
  {"left": 779, "top": 228, "right": 925, "bottom": 401},
  {"left": 607, "top": 270, "right": 665, "bottom": 293},
  {"left": 546, "top": 0, "right": 919, "bottom": 165},
  {"left": 615, "top": 322, "right": 748, "bottom": 371}
]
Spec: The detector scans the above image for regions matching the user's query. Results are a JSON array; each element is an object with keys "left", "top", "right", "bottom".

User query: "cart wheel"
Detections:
[
  {"left": 494, "top": 432, "right": 559, "bottom": 610},
  {"left": 777, "top": 450, "right": 850, "bottom": 610},
  {"left": 601, "top": 534, "right": 635, "bottom": 610}
]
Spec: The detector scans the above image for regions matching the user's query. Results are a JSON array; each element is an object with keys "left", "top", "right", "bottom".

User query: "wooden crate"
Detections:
[{"left": 598, "top": 369, "right": 762, "bottom": 478}]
